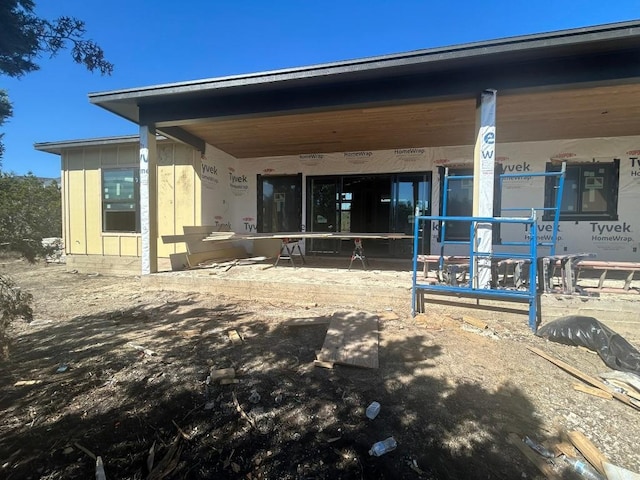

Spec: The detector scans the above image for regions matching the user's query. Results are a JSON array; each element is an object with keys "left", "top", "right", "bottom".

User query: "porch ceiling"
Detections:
[{"left": 178, "top": 82, "right": 640, "bottom": 159}]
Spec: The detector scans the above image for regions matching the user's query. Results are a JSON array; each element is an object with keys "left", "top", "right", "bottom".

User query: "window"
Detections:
[
  {"left": 257, "top": 174, "right": 302, "bottom": 233},
  {"left": 438, "top": 167, "right": 501, "bottom": 241},
  {"left": 544, "top": 160, "right": 619, "bottom": 221},
  {"left": 102, "top": 168, "right": 140, "bottom": 232}
]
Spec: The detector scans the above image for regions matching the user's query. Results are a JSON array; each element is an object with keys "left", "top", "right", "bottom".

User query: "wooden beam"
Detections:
[{"left": 527, "top": 347, "right": 640, "bottom": 411}]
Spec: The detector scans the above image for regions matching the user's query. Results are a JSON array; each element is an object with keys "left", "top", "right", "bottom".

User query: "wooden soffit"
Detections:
[{"left": 176, "top": 83, "right": 640, "bottom": 158}]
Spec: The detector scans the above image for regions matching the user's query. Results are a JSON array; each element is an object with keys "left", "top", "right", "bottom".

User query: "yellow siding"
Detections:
[
  {"left": 157, "top": 144, "right": 176, "bottom": 257},
  {"left": 120, "top": 235, "right": 139, "bottom": 256},
  {"left": 84, "top": 149, "right": 103, "bottom": 255},
  {"left": 62, "top": 140, "right": 200, "bottom": 266},
  {"left": 102, "top": 235, "right": 120, "bottom": 256},
  {"left": 174, "top": 145, "right": 198, "bottom": 251},
  {"left": 66, "top": 150, "right": 87, "bottom": 254}
]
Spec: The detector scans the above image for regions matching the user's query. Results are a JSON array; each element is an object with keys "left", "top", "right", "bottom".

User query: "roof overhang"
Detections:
[{"left": 87, "top": 20, "right": 640, "bottom": 158}]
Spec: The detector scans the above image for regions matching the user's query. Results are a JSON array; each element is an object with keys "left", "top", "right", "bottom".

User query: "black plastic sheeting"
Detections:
[{"left": 537, "top": 315, "right": 640, "bottom": 374}]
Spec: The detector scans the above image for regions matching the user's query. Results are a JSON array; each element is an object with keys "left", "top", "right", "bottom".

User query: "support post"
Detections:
[
  {"left": 472, "top": 90, "right": 497, "bottom": 288},
  {"left": 140, "top": 125, "right": 158, "bottom": 275}
]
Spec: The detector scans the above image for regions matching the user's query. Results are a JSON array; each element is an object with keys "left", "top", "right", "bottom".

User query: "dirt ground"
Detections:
[{"left": 1, "top": 259, "right": 639, "bottom": 480}]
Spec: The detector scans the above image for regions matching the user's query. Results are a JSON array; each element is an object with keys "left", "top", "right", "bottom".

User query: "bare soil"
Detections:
[{"left": 1, "top": 259, "right": 639, "bottom": 479}]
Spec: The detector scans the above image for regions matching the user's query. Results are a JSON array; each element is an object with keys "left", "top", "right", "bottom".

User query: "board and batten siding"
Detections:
[{"left": 61, "top": 141, "right": 200, "bottom": 271}]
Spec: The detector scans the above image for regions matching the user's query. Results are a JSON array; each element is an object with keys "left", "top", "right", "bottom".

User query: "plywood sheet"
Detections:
[{"left": 317, "top": 311, "right": 379, "bottom": 369}]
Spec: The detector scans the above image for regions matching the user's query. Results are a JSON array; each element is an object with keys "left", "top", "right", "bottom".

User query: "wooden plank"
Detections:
[
  {"left": 186, "top": 239, "right": 236, "bottom": 255},
  {"left": 162, "top": 233, "right": 210, "bottom": 244},
  {"left": 186, "top": 247, "right": 246, "bottom": 268},
  {"left": 228, "top": 330, "right": 243, "bottom": 345},
  {"left": 572, "top": 383, "right": 613, "bottom": 400},
  {"left": 527, "top": 347, "right": 640, "bottom": 411},
  {"left": 567, "top": 431, "right": 608, "bottom": 476},
  {"left": 284, "top": 316, "right": 332, "bottom": 327},
  {"left": 316, "top": 311, "right": 379, "bottom": 369},
  {"left": 313, "top": 359, "right": 335, "bottom": 369},
  {"left": 183, "top": 225, "right": 222, "bottom": 235},
  {"left": 507, "top": 433, "right": 563, "bottom": 480},
  {"left": 169, "top": 252, "right": 189, "bottom": 271},
  {"left": 463, "top": 315, "right": 488, "bottom": 330},
  {"left": 210, "top": 368, "right": 235, "bottom": 381}
]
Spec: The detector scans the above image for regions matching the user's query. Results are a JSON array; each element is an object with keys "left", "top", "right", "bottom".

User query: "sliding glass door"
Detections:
[
  {"left": 306, "top": 172, "right": 431, "bottom": 258},
  {"left": 257, "top": 174, "right": 302, "bottom": 233}
]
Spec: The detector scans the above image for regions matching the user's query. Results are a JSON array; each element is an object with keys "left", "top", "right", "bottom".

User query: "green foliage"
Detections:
[
  {"left": 0, "top": 172, "right": 61, "bottom": 262},
  {"left": 0, "top": 0, "right": 113, "bottom": 158},
  {"left": 0, "top": 91, "right": 12, "bottom": 160},
  {"left": 0, "top": 273, "right": 32, "bottom": 358},
  {"left": 0, "top": 0, "right": 113, "bottom": 78}
]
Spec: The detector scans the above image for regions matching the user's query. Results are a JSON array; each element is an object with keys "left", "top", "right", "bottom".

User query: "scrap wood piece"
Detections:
[
  {"left": 210, "top": 368, "right": 235, "bottom": 382},
  {"left": 554, "top": 441, "right": 579, "bottom": 458},
  {"left": 227, "top": 330, "right": 243, "bottom": 345},
  {"left": 313, "top": 359, "right": 335, "bottom": 369},
  {"left": 567, "top": 430, "right": 608, "bottom": 476},
  {"left": 572, "top": 383, "right": 613, "bottom": 400},
  {"left": 13, "top": 380, "right": 42, "bottom": 386},
  {"left": 507, "top": 433, "right": 562, "bottom": 480},
  {"left": 231, "top": 392, "right": 256, "bottom": 430},
  {"left": 316, "top": 311, "right": 379, "bottom": 369},
  {"left": 462, "top": 315, "right": 488, "bottom": 330},
  {"left": 237, "top": 256, "right": 268, "bottom": 265},
  {"left": 527, "top": 346, "right": 640, "bottom": 411}
]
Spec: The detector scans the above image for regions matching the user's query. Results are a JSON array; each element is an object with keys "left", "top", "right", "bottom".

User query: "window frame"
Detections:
[
  {"left": 438, "top": 166, "right": 502, "bottom": 242},
  {"left": 543, "top": 160, "right": 619, "bottom": 222},
  {"left": 102, "top": 167, "right": 140, "bottom": 233}
]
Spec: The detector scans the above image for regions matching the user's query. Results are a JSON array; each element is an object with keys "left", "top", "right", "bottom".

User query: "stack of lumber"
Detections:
[{"left": 163, "top": 226, "right": 247, "bottom": 270}]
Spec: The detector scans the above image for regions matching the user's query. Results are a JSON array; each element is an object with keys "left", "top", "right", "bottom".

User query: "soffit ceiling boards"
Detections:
[
  {"left": 88, "top": 21, "right": 640, "bottom": 158},
  {"left": 178, "top": 83, "right": 640, "bottom": 158}
]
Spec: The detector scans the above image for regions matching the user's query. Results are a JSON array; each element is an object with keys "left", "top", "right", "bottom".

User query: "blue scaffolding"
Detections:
[{"left": 411, "top": 164, "right": 566, "bottom": 331}]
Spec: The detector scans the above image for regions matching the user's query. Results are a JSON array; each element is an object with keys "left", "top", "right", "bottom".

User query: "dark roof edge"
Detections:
[
  {"left": 34, "top": 134, "right": 168, "bottom": 154},
  {"left": 89, "top": 20, "right": 640, "bottom": 103}
]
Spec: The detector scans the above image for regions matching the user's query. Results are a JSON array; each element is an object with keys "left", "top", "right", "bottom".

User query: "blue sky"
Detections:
[{"left": 1, "top": 0, "right": 639, "bottom": 178}]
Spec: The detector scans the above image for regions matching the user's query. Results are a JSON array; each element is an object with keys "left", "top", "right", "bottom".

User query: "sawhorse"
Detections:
[
  {"left": 348, "top": 238, "right": 368, "bottom": 270},
  {"left": 274, "top": 238, "right": 306, "bottom": 267}
]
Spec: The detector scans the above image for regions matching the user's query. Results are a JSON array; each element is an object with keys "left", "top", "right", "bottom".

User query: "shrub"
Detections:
[{"left": 0, "top": 273, "right": 33, "bottom": 359}]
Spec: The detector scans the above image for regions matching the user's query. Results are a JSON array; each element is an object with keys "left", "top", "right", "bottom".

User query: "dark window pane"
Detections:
[
  {"left": 104, "top": 211, "right": 136, "bottom": 232},
  {"left": 103, "top": 168, "right": 139, "bottom": 232}
]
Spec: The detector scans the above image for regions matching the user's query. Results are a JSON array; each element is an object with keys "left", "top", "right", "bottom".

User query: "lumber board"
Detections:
[
  {"left": 284, "top": 316, "right": 332, "bottom": 327},
  {"left": 162, "top": 233, "right": 209, "bottom": 244},
  {"left": 186, "top": 239, "right": 237, "bottom": 255},
  {"left": 463, "top": 315, "right": 488, "bottom": 330},
  {"left": 186, "top": 247, "right": 246, "bottom": 268},
  {"left": 527, "top": 347, "right": 640, "bottom": 411},
  {"left": 567, "top": 431, "right": 607, "bottom": 476},
  {"left": 572, "top": 383, "right": 613, "bottom": 400},
  {"left": 183, "top": 225, "right": 225, "bottom": 235},
  {"left": 316, "top": 311, "right": 379, "bottom": 369},
  {"left": 169, "top": 253, "right": 189, "bottom": 271}
]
